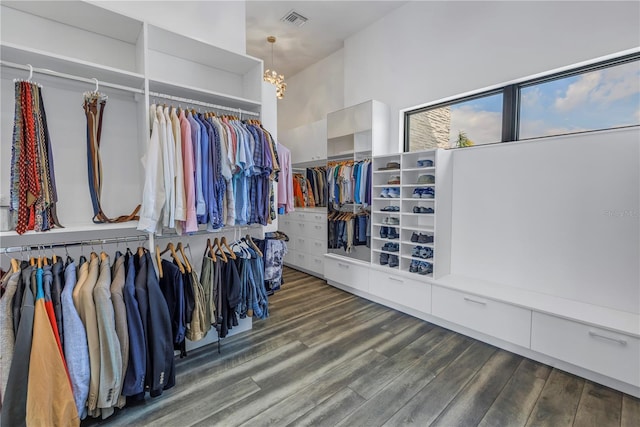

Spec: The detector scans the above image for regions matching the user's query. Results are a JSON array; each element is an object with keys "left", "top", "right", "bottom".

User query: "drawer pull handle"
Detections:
[
  {"left": 588, "top": 331, "right": 627, "bottom": 346},
  {"left": 464, "top": 297, "right": 487, "bottom": 306},
  {"left": 338, "top": 263, "right": 349, "bottom": 269},
  {"left": 388, "top": 277, "right": 404, "bottom": 283},
  {"left": 314, "top": 225, "right": 322, "bottom": 229}
]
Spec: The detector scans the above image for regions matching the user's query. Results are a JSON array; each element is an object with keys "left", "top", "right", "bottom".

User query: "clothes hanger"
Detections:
[
  {"left": 160, "top": 242, "right": 185, "bottom": 273},
  {"left": 50, "top": 244, "right": 57, "bottom": 264},
  {"left": 220, "top": 236, "right": 237, "bottom": 260},
  {"left": 213, "top": 238, "right": 228, "bottom": 263},
  {"left": 155, "top": 245, "right": 163, "bottom": 278},
  {"left": 177, "top": 242, "right": 192, "bottom": 272},
  {"left": 10, "top": 257, "right": 20, "bottom": 273},
  {"left": 205, "top": 238, "right": 217, "bottom": 263},
  {"left": 245, "top": 234, "right": 263, "bottom": 258}
]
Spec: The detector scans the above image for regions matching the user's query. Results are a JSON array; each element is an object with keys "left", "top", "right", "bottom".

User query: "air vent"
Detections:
[{"left": 280, "top": 9, "right": 308, "bottom": 27}]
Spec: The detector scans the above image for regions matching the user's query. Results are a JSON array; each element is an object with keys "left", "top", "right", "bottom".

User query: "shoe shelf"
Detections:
[{"left": 403, "top": 166, "right": 436, "bottom": 173}]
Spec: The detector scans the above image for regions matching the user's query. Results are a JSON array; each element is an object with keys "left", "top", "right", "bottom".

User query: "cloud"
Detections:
[
  {"left": 521, "top": 87, "right": 541, "bottom": 108},
  {"left": 449, "top": 105, "right": 502, "bottom": 146},
  {"left": 554, "top": 72, "right": 601, "bottom": 112},
  {"left": 519, "top": 118, "right": 588, "bottom": 139},
  {"left": 553, "top": 61, "right": 640, "bottom": 112}
]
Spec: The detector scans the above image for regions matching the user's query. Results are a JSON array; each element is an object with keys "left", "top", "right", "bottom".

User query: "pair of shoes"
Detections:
[
  {"left": 411, "top": 187, "right": 435, "bottom": 199},
  {"left": 412, "top": 206, "right": 434, "bottom": 214},
  {"left": 381, "top": 205, "right": 399, "bottom": 212},
  {"left": 382, "top": 242, "right": 399, "bottom": 252},
  {"left": 412, "top": 246, "right": 433, "bottom": 259},
  {"left": 380, "top": 188, "right": 400, "bottom": 198},
  {"left": 380, "top": 226, "right": 399, "bottom": 239},
  {"left": 417, "top": 174, "right": 435, "bottom": 184},
  {"left": 382, "top": 217, "right": 399, "bottom": 225},
  {"left": 387, "top": 176, "right": 400, "bottom": 185},
  {"left": 409, "top": 260, "right": 420, "bottom": 273},
  {"left": 410, "top": 232, "right": 433, "bottom": 243},
  {"left": 417, "top": 159, "right": 434, "bottom": 167},
  {"left": 380, "top": 252, "right": 389, "bottom": 265},
  {"left": 388, "top": 255, "right": 399, "bottom": 268}
]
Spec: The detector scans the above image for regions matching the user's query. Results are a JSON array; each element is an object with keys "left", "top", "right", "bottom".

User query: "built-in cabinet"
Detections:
[
  {"left": 280, "top": 208, "right": 327, "bottom": 278},
  {"left": 279, "top": 119, "right": 327, "bottom": 165},
  {"left": 0, "top": 1, "right": 265, "bottom": 243}
]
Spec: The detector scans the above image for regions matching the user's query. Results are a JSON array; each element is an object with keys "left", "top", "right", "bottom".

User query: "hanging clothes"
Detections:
[{"left": 10, "top": 80, "right": 62, "bottom": 234}]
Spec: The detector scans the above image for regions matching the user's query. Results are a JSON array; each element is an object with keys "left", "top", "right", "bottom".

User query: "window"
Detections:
[
  {"left": 519, "top": 60, "right": 640, "bottom": 140},
  {"left": 406, "top": 93, "right": 503, "bottom": 152},
  {"left": 404, "top": 54, "right": 639, "bottom": 151}
]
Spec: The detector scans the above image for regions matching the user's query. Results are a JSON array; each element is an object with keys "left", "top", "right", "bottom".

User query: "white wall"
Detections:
[
  {"left": 92, "top": 0, "right": 246, "bottom": 54},
  {"left": 278, "top": 48, "right": 344, "bottom": 131},
  {"left": 343, "top": 1, "right": 640, "bottom": 148},
  {"left": 450, "top": 128, "right": 639, "bottom": 314}
]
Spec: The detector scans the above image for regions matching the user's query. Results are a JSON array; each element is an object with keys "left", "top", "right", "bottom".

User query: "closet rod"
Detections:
[
  {"left": 0, "top": 234, "right": 148, "bottom": 255},
  {"left": 148, "top": 91, "right": 260, "bottom": 117},
  {"left": 0, "top": 60, "right": 145, "bottom": 94}
]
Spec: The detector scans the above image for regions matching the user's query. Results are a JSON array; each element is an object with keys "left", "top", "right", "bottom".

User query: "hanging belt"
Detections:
[{"left": 83, "top": 94, "right": 140, "bottom": 223}]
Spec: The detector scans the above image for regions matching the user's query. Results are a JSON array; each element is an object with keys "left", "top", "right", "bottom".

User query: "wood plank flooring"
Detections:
[{"left": 85, "top": 267, "right": 640, "bottom": 426}]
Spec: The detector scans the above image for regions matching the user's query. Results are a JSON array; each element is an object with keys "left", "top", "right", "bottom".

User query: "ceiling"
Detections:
[{"left": 246, "top": 1, "right": 407, "bottom": 79}]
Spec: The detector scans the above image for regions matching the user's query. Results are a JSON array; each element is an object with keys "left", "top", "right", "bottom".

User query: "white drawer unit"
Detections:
[
  {"left": 531, "top": 312, "right": 640, "bottom": 387},
  {"left": 324, "top": 256, "right": 370, "bottom": 292},
  {"left": 280, "top": 209, "right": 327, "bottom": 278},
  {"left": 432, "top": 286, "right": 531, "bottom": 348},
  {"left": 369, "top": 270, "right": 431, "bottom": 314}
]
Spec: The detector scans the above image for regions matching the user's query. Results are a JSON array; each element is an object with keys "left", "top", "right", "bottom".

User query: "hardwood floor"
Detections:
[{"left": 87, "top": 267, "right": 639, "bottom": 426}]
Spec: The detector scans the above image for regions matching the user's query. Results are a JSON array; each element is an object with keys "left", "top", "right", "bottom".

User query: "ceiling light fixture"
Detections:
[{"left": 263, "top": 36, "right": 286, "bottom": 99}]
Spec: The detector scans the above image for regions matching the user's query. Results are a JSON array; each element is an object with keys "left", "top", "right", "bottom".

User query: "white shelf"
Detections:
[
  {"left": 402, "top": 240, "right": 434, "bottom": 247},
  {"left": 1, "top": 43, "right": 145, "bottom": 89},
  {"left": 402, "top": 254, "right": 434, "bottom": 261},
  {"left": 402, "top": 225, "right": 435, "bottom": 233},
  {"left": 373, "top": 184, "right": 401, "bottom": 188},
  {"left": 0, "top": 222, "right": 146, "bottom": 247},
  {"left": 402, "top": 212, "right": 435, "bottom": 216},
  {"left": 403, "top": 166, "right": 436, "bottom": 173},
  {"left": 402, "top": 183, "right": 436, "bottom": 188},
  {"left": 373, "top": 169, "right": 401, "bottom": 174},
  {"left": 149, "top": 79, "right": 261, "bottom": 111}
]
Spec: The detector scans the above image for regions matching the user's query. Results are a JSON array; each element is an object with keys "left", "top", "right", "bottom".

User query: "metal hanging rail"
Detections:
[
  {"left": 0, "top": 60, "right": 145, "bottom": 94},
  {"left": 0, "top": 234, "right": 148, "bottom": 255},
  {"left": 148, "top": 91, "right": 260, "bottom": 117}
]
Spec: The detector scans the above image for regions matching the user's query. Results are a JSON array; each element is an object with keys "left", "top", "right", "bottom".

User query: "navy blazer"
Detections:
[{"left": 122, "top": 251, "right": 146, "bottom": 397}]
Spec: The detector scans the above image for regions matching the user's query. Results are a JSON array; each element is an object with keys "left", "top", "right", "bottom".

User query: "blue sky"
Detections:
[{"left": 447, "top": 60, "right": 640, "bottom": 144}]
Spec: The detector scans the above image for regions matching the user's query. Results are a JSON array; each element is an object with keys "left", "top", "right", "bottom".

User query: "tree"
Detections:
[{"left": 455, "top": 131, "right": 474, "bottom": 148}]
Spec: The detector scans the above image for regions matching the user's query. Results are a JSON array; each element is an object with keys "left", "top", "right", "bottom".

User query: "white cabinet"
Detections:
[
  {"left": 369, "top": 269, "right": 431, "bottom": 313},
  {"left": 280, "top": 208, "right": 326, "bottom": 277},
  {"left": 279, "top": 119, "right": 327, "bottom": 165},
  {"left": 324, "top": 255, "right": 370, "bottom": 293},
  {"left": 432, "top": 286, "right": 532, "bottom": 348},
  {"left": 327, "top": 100, "right": 390, "bottom": 158},
  {"left": 531, "top": 312, "right": 640, "bottom": 387}
]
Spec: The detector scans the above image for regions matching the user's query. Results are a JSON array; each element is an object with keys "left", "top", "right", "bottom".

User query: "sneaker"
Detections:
[
  {"left": 417, "top": 159, "right": 434, "bottom": 167},
  {"left": 380, "top": 252, "right": 389, "bottom": 265},
  {"left": 381, "top": 205, "right": 395, "bottom": 212},
  {"left": 380, "top": 226, "right": 388, "bottom": 238},
  {"left": 411, "top": 188, "right": 422, "bottom": 199},
  {"left": 417, "top": 233, "right": 434, "bottom": 244},
  {"left": 388, "top": 188, "right": 400, "bottom": 198},
  {"left": 419, "top": 247, "right": 433, "bottom": 259},
  {"left": 388, "top": 255, "right": 399, "bottom": 268},
  {"left": 413, "top": 206, "right": 434, "bottom": 214},
  {"left": 379, "top": 188, "right": 389, "bottom": 198},
  {"left": 387, "top": 217, "right": 399, "bottom": 225},
  {"left": 409, "top": 260, "right": 419, "bottom": 273},
  {"left": 410, "top": 232, "right": 419, "bottom": 242},
  {"left": 387, "top": 227, "right": 399, "bottom": 239},
  {"left": 387, "top": 176, "right": 400, "bottom": 185},
  {"left": 418, "top": 261, "right": 433, "bottom": 275},
  {"left": 388, "top": 243, "right": 399, "bottom": 252},
  {"left": 421, "top": 187, "right": 435, "bottom": 199},
  {"left": 412, "top": 246, "right": 421, "bottom": 257}
]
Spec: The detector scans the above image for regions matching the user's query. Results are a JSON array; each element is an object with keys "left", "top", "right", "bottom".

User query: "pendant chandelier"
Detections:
[{"left": 263, "top": 36, "right": 286, "bottom": 99}]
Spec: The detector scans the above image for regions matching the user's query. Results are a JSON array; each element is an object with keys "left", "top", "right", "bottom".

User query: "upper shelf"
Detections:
[
  {"left": 147, "top": 24, "right": 261, "bottom": 76},
  {"left": 1, "top": 43, "right": 146, "bottom": 90},
  {"left": 149, "top": 79, "right": 261, "bottom": 112}
]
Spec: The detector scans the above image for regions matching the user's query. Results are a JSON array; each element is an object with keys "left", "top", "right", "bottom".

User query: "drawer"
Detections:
[
  {"left": 290, "top": 211, "right": 308, "bottom": 222},
  {"left": 305, "top": 212, "right": 327, "bottom": 225},
  {"left": 432, "top": 286, "right": 531, "bottom": 348},
  {"left": 370, "top": 270, "right": 431, "bottom": 314},
  {"left": 284, "top": 249, "right": 304, "bottom": 269},
  {"left": 531, "top": 312, "right": 640, "bottom": 387},
  {"left": 279, "top": 217, "right": 294, "bottom": 235},
  {"left": 306, "top": 222, "right": 326, "bottom": 241},
  {"left": 306, "top": 254, "right": 324, "bottom": 276},
  {"left": 291, "top": 236, "right": 307, "bottom": 253},
  {"left": 324, "top": 256, "right": 369, "bottom": 292},
  {"left": 306, "top": 238, "right": 327, "bottom": 256}
]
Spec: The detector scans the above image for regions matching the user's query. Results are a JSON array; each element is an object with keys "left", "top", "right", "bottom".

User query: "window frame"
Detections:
[{"left": 403, "top": 50, "right": 640, "bottom": 152}]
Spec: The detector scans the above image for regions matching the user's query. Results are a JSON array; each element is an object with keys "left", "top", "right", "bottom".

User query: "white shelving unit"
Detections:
[{"left": 0, "top": 1, "right": 264, "bottom": 240}]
